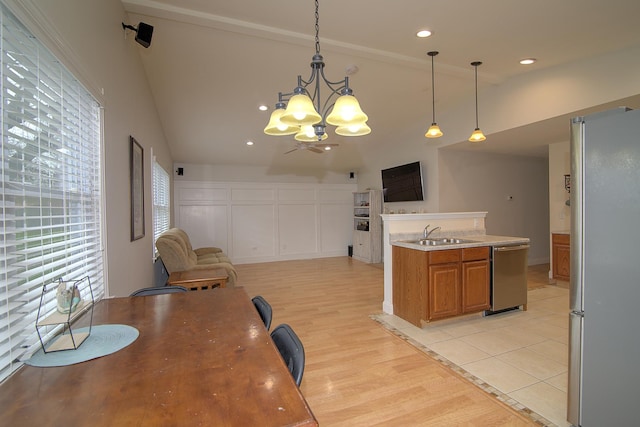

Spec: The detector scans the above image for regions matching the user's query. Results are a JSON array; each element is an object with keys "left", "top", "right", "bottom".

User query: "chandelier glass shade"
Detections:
[
  {"left": 263, "top": 0, "right": 369, "bottom": 142},
  {"left": 264, "top": 102, "right": 299, "bottom": 135},
  {"left": 335, "top": 121, "right": 371, "bottom": 136},
  {"left": 469, "top": 61, "right": 486, "bottom": 142},
  {"left": 295, "top": 125, "right": 328, "bottom": 142},
  {"left": 425, "top": 51, "right": 443, "bottom": 139},
  {"left": 325, "top": 94, "right": 368, "bottom": 126},
  {"left": 280, "top": 91, "right": 322, "bottom": 127}
]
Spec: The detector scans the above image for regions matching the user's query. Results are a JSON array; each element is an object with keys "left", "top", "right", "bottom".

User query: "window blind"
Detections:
[
  {"left": 0, "top": 4, "right": 104, "bottom": 381},
  {"left": 152, "top": 158, "right": 170, "bottom": 255}
]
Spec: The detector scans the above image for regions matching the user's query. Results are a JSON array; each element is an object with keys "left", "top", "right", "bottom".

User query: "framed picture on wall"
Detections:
[{"left": 130, "top": 136, "right": 145, "bottom": 241}]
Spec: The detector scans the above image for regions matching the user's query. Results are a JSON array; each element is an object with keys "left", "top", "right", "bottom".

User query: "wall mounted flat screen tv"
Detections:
[{"left": 381, "top": 161, "right": 424, "bottom": 203}]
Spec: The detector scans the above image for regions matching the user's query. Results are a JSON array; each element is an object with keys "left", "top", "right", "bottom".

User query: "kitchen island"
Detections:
[
  {"left": 392, "top": 235, "right": 529, "bottom": 326},
  {"left": 380, "top": 211, "right": 530, "bottom": 323}
]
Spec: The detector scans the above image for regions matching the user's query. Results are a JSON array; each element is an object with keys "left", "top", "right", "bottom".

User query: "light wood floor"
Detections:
[{"left": 236, "top": 257, "right": 538, "bottom": 426}]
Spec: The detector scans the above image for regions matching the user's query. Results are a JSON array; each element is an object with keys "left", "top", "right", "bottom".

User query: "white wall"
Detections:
[
  {"left": 438, "top": 150, "right": 549, "bottom": 265},
  {"left": 174, "top": 181, "right": 356, "bottom": 264},
  {"left": 6, "top": 0, "right": 173, "bottom": 296},
  {"left": 549, "top": 141, "right": 571, "bottom": 233}
]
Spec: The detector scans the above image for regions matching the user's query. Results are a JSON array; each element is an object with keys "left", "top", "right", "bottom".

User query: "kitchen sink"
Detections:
[
  {"left": 438, "top": 238, "right": 474, "bottom": 244},
  {"left": 403, "top": 237, "right": 475, "bottom": 246}
]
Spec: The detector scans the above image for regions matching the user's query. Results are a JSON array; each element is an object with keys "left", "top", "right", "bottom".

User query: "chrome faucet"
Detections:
[{"left": 423, "top": 225, "right": 441, "bottom": 239}]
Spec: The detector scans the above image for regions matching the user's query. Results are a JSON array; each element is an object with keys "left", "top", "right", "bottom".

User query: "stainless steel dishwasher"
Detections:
[{"left": 485, "top": 244, "right": 529, "bottom": 315}]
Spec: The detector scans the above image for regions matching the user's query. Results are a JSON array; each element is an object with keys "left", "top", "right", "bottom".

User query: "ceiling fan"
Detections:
[{"left": 284, "top": 142, "right": 338, "bottom": 154}]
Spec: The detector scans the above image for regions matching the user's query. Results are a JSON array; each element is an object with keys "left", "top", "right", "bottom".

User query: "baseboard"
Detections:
[
  {"left": 233, "top": 251, "right": 348, "bottom": 265},
  {"left": 528, "top": 257, "right": 550, "bottom": 266}
]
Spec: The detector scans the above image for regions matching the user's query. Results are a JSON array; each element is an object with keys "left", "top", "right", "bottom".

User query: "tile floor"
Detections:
[{"left": 377, "top": 267, "right": 571, "bottom": 427}]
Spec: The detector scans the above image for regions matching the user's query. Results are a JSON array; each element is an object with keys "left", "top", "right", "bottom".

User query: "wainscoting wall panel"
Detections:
[{"left": 174, "top": 181, "right": 357, "bottom": 264}]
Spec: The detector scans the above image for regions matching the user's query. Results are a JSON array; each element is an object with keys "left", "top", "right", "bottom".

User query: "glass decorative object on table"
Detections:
[{"left": 36, "top": 277, "right": 94, "bottom": 353}]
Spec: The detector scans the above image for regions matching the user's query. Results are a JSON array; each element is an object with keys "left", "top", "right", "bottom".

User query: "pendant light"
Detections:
[
  {"left": 469, "top": 61, "right": 486, "bottom": 142},
  {"left": 425, "top": 51, "right": 443, "bottom": 138}
]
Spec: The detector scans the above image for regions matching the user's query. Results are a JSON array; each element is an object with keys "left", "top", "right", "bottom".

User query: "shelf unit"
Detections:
[
  {"left": 352, "top": 190, "right": 382, "bottom": 263},
  {"left": 36, "top": 276, "right": 94, "bottom": 353}
]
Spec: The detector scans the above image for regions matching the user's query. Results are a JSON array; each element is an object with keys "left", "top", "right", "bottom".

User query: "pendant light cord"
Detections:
[
  {"left": 471, "top": 61, "right": 482, "bottom": 128},
  {"left": 474, "top": 65, "right": 479, "bottom": 128},
  {"left": 431, "top": 54, "right": 436, "bottom": 123}
]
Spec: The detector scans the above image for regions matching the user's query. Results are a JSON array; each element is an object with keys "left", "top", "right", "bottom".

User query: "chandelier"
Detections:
[{"left": 264, "top": 0, "right": 370, "bottom": 142}]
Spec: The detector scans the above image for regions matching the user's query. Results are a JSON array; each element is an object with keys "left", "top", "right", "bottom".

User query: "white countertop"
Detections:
[{"left": 391, "top": 234, "right": 530, "bottom": 252}]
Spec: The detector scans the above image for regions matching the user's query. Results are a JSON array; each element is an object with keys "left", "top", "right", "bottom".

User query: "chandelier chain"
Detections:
[{"left": 314, "top": 0, "right": 320, "bottom": 55}]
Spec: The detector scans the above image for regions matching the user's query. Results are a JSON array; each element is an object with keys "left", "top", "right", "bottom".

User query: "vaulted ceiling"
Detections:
[{"left": 122, "top": 0, "right": 640, "bottom": 172}]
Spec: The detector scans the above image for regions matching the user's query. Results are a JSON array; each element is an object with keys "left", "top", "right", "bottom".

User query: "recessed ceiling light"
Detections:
[
  {"left": 416, "top": 30, "right": 432, "bottom": 38},
  {"left": 258, "top": 105, "right": 268, "bottom": 111},
  {"left": 324, "top": 146, "right": 331, "bottom": 151},
  {"left": 246, "top": 141, "right": 254, "bottom": 146},
  {"left": 519, "top": 58, "right": 537, "bottom": 65}
]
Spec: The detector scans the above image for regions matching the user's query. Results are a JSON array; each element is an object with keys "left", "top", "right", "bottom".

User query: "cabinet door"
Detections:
[
  {"left": 552, "top": 233, "right": 571, "bottom": 281},
  {"left": 554, "top": 245, "right": 571, "bottom": 280},
  {"left": 428, "top": 263, "right": 460, "bottom": 320},
  {"left": 392, "top": 246, "right": 428, "bottom": 327},
  {"left": 352, "top": 230, "right": 371, "bottom": 261},
  {"left": 462, "top": 260, "right": 490, "bottom": 313}
]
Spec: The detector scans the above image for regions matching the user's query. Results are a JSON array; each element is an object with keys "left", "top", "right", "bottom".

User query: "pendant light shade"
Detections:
[
  {"left": 280, "top": 91, "right": 322, "bottom": 126},
  {"left": 469, "top": 61, "right": 486, "bottom": 142},
  {"left": 326, "top": 94, "right": 368, "bottom": 126},
  {"left": 335, "top": 121, "right": 371, "bottom": 136},
  {"left": 425, "top": 51, "right": 443, "bottom": 138},
  {"left": 264, "top": 103, "right": 299, "bottom": 135},
  {"left": 469, "top": 128, "right": 486, "bottom": 142},
  {"left": 426, "top": 124, "right": 443, "bottom": 138}
]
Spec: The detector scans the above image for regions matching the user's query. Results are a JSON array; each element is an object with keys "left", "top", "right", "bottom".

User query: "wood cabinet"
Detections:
[
  {"left": 428, "top": 249, "right": 461, "bottom": 321},
  {"left": 461, "top": 247, "right": 491, "bottom": 314},
  {"left": 352, "top": 190, "right": 382, "bottom": 263},
  {"left": 552, "top": 233, "right": 571, "bottom": 281},
  {"left": 392, "top": 246, "right": 428, "bottom": 326},
  {"left": 393, "top": 245, "right": 490, "bottom": 326}
]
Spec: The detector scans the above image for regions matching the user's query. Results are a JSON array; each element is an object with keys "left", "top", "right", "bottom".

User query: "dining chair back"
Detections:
[
  {"left": 251, "top": 295, "right": 272, "bottom": 330},
  {"left": 270, "top": 323, "right": 305, "bottom": 386},
  {"left": 130, "top": 286, "right": 188, "bottom": 296}
]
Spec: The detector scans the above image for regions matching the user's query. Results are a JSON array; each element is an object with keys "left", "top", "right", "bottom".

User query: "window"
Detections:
[
  {"left": 152, "top": 157, "right": 170, "bottom": 256},
  {"left": 0, "top": 4, "right": 104, "bottom": 381}
]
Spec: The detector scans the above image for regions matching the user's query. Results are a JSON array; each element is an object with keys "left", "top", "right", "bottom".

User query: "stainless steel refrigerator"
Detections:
[{"left": 568, "top": 107, "right": 640, "bottom": 426}]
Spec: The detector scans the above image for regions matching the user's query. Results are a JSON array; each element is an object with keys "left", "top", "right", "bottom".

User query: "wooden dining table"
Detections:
[{"left": 0, "top": 287, "right": 318, "bottom": 427}]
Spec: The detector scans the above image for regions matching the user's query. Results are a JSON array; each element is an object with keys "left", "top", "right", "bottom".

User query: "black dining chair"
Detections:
[
  {"left": 130, "top": 286, "right": 188, "bottom": 296},
  {"left": 251, "top": 295, "right": 272, "bottom": 330},
  {"left": 270, "top": 323, "right": 305, "bottom": 386}
]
